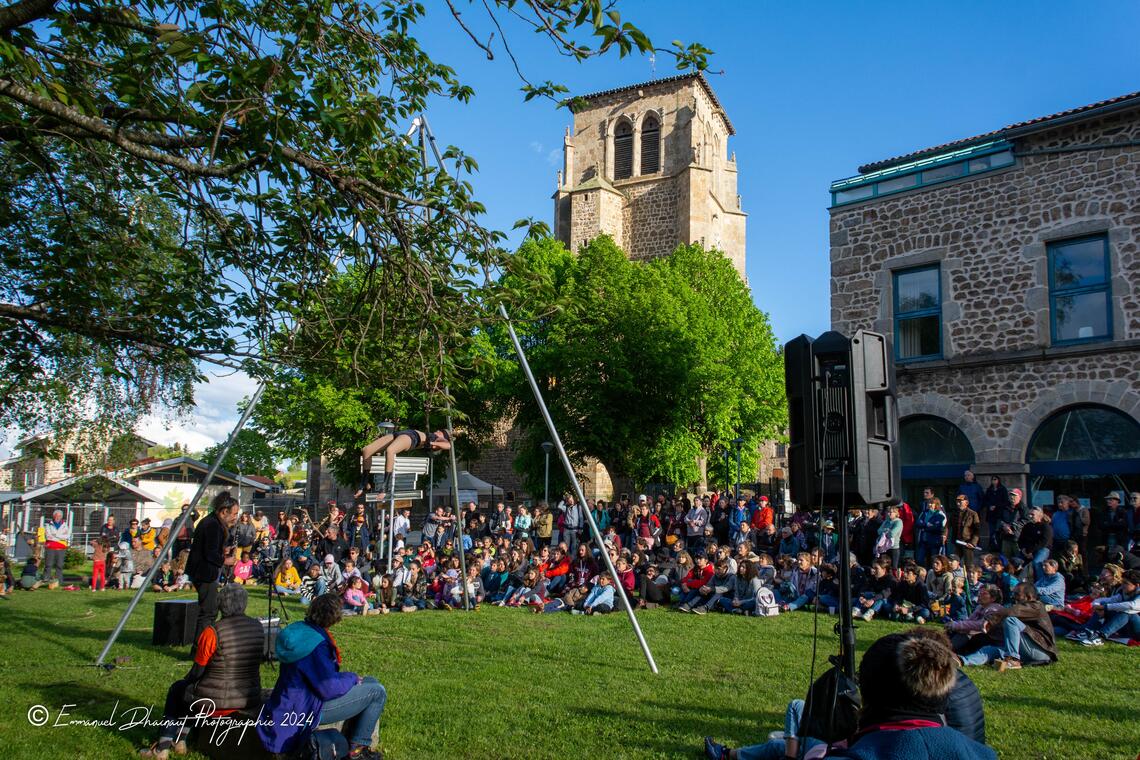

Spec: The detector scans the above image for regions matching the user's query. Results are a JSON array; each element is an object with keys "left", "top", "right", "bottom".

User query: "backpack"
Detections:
[
  {"left": 801, "top": 666, "right": 861, "bottom": 745},
  {"left": 753, "top": 587, "right": 780, "bottom": 617}
]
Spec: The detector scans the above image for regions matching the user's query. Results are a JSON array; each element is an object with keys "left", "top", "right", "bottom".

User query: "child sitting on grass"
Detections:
[
  {"left": 342, "top": 575, "right": 375, "bottom": 615},
  {"left": 894, "top": 565, "right": 932, "bottom": 625},
  {"left": 571, "top": 573, "right": 614, "bottom": 615},
  {"left": 300, "top": 564, "right": 321, "bottom": 606}
]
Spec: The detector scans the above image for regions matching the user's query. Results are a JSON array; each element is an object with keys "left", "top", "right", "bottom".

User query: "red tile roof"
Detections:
[
  {"left": 858, "top": 90, "right": 1140, "bottom": 174},
  {"left": 572, "top": 72, "right": 735, "bottom": 135}
]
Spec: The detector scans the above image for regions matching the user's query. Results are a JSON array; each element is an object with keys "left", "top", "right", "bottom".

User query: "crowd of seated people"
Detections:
[{"left": 20, "top": 476, "right": 1133, "bottom": 658}]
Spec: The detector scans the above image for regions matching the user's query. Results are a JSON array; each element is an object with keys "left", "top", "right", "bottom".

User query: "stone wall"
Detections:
[
  {"left": 829, "top": 106, "right": 1140, "bottom": 487},
  {"left": 554, "top": 75, "right": 747, "bottom": 279},
  {"left": 625, "top": 178, "right": 680, "bottom": 261}
]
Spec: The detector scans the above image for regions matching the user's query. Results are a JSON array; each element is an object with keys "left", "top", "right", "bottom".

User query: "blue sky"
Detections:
[{"left": 103, "top": 1, "right": 1140, "bottom": 454}]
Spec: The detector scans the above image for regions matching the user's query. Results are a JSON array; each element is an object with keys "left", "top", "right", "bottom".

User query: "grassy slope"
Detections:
[{"left": 0, "top": 590, "right": 1135, "bottom": 760}]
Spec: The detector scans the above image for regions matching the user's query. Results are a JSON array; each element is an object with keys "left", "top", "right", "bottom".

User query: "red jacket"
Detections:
[
  {"left": 751, "top": 506, "right": 773, "bottom": 531},
  {"left": 900, "top": 503, "right": 916, "bottom": 545},
  {"left": 682, "top": 563, "right": 715, "bottom": 590},
  {"left": 544, "top": 557, "right": 570, "bottom": 580}
]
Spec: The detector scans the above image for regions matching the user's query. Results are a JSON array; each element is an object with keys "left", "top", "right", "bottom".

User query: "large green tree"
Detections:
[
  {"left": 489, "top": 235, "right": 786, "bottom": 496},
  {"left": 201, "top": 428, "right": 279, "bottom": 478},
  {"left": 0, "top": 1, "right": 710, "bottom": 449}
]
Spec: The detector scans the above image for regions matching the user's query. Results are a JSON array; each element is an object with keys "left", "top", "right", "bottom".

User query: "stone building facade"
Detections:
[
  {"left": 554, "top": 73, "right": 747, "bottom": 278},
  {"left": 829, "top": 91, "right": 1140, "bottom": 529}
]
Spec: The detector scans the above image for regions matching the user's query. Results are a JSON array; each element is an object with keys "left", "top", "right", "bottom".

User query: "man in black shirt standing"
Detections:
[{"left": 186, "top": 492, "right": 240, "bottom": 645}]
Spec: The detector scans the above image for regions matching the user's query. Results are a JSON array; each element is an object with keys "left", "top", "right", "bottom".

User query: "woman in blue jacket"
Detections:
[{"left": 257, "top": 594, "right": 385, "bottom": 759}]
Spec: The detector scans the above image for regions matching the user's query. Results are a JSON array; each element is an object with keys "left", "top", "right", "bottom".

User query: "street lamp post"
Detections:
[
  {"left": 723, "top": 448, "right": 730, "bottom": 493},
  {"left": 732, "top": 437, "right": 744, "bottom": 502},
  {"left": 541, "top": 441, "right": 554, "bottom": 506},
  {"left": 374, "top": 421, "right": 395, "bottom": 558}
]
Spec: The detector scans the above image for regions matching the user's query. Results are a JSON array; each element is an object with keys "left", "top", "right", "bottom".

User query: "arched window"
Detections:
[
  {"left": 640, "top": 114, "right": 660, "bottom": 174},
  {"left": 899, "top": 415, "right": 975, "bottom": 509},
  {"left": 900, "top": 416, "right": 974, "bottom": 467},
  {"left": 613, "top": 120, "right": 633, "bottom": 180},
  {"left": 1027, "top": 404, "right": 1140, "bottom": 515},
  {"left": 1029, "top": 405, "right": 1140, "bottom": 464}
]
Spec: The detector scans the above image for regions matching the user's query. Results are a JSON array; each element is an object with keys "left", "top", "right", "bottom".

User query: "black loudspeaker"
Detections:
[
  {"left": 785, "top": 330, "right": 900, "bottom": 507},
  {"left": 152, "top": 598, "right": 199, "bottom": 646}
]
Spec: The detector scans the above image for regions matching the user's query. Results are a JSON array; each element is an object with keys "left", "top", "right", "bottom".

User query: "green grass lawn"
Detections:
[{"left": 0, "top": 588, "right": 1136, "bottom": 759}]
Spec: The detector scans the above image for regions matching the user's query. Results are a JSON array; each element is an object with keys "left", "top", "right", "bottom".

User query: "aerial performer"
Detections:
[{"left": 356, "top": 428, "right": 451, "bottom": 502}]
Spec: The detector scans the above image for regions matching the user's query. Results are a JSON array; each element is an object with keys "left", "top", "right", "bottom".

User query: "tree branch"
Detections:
[
  {"left": 0, "top": 78, "right": 259, "bottom": 177},
  {"left": 0, "top": 0, "right": 56, "bottom": 34}
]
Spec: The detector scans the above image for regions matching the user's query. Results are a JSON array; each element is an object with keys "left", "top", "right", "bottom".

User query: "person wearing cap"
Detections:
[
  {"left": 818, "top": 520, "right": 839, "bottom": 564},
  {"left": 1101, "top": 491, "right": 1129, "bottom": 553},
  {"left": 998, "top": 487, "right": 1027, "bottom": 560},
  {"left": 955, "top": 495, "right": 981, "bottom": 568},
  {"left": 319, "top": 553, "right": 345, "bottom": 596},
  {"left": 749, "top": 495, "right": 774, "bottom": 534}
]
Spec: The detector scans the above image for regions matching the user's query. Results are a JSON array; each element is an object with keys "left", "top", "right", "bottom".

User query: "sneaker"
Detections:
[
  {"left": 400, "top": 605, "right": 416, "bottom": 613},
  {"left": 678, "top": 605, "right": 692, "bottom": 613},
  {"left": 995, "top": 657, "right": 1022, "bottom": 672},
  {"left": 139, "top": 743, "right": 171, "bottom": 759},
  {"left": 704, "top": 736, "right": 731, "bottom": 760},
  {"left": 1081, "top": 636, "right": 1104, "bottom": 647},
  {"left": 1065, "top": 630, "right": 1085, "bottom": 641},
  {"left": 915, "top": 616, "right": 925, "bottom": 625},
  {"left": 693, "top": 606, "right": 707, "bottom": 615},
  {"left": 439, "top": 601, "right": 452, "bottom": 611},
  {"left": 863, "top": 610, "right": 875, "bottom": 621}
]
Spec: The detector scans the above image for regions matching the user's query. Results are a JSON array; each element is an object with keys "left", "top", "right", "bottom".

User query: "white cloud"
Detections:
[
  {"left": 528, "top": 140, "right": 544, "bottom": 154},
  {"left": 546, "top": 148, "right": 562, "bottom": 168},
  {"left": 138, "top": 370, "right": 259, "bottom": 454}
]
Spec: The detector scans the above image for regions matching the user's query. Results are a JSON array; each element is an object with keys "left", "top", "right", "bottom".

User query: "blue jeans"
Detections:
[
  {"left": 715, "top": 597, "right": 755, "bottom": 614},
  {"left": 817, "top": 594, "right": 840, "bottom": 611},
  {"left": 1031, "top": 547, "right": 1050, "bottom": 580},
  {"left": 735, "top": 700, "right": 825, "bottom": 760},
  {"left": 784, "top": 592, "right": 814, "bottom": 611},
  {"left": 319, "top": 676, "right": 386, "bottom": 748},
  {"left": 401, "top": 596, "right": 426, "bottom": 610},
  {"left": 1097, "top": 611, "right": 1140, "bottom": 639},
  {"left": 917, "top": 540, "right": 943, "bottom": 567},
  {"left": 961, "top": 616, "right": 1050, "bottom": 665},
  {"left": 680, "top": 589, "right": 709, "bottom": 607}
]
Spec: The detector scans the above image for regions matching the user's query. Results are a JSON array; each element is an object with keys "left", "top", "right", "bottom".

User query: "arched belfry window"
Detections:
[
  {"left": 614, "top": 120, "right": 633, "bottom": 180},
  {"left": 641, "top": 114, "right": 660, "bottom": 174}
]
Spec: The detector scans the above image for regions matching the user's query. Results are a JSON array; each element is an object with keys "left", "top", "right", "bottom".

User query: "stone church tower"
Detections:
[{"left": 554, "top": 73, "right": 747, "bottom": 278}]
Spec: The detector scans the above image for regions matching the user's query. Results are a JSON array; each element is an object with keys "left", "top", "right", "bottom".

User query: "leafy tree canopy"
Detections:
[
  {"left": 486, "top": 236, "right": 786, "bottom": 497},
  {"left": 0, "top": 0, "right": 710, "bottom": 450}
]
